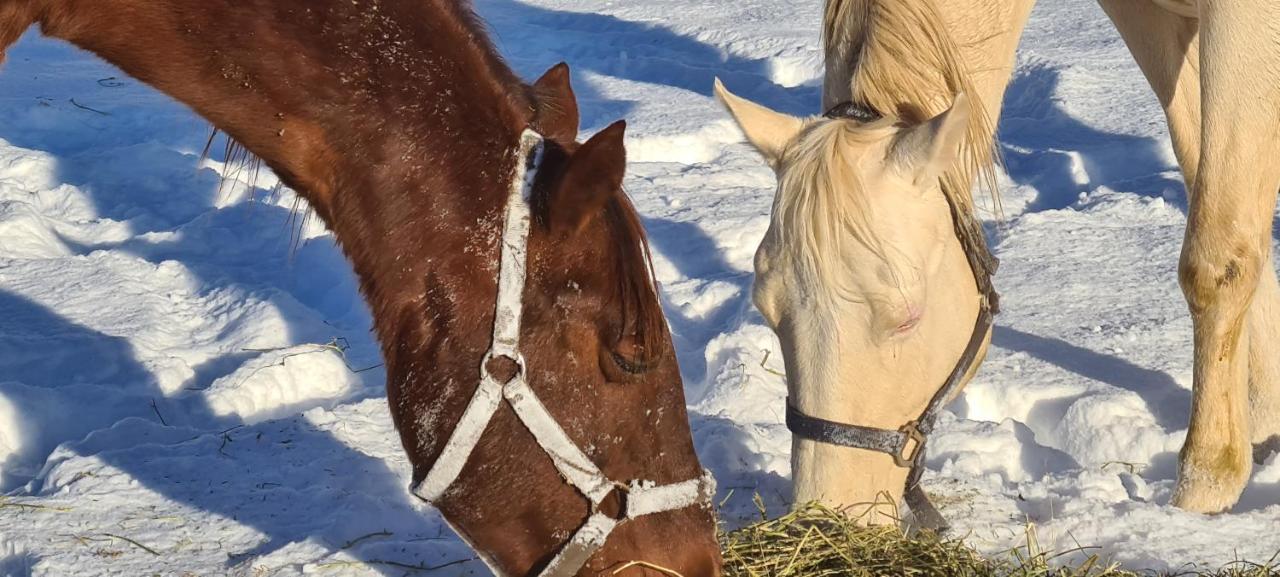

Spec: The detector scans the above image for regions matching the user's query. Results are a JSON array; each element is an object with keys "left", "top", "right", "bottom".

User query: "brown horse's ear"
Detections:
[
  {"left": 548, "top": 120, "right": 626, "bottom": 235},
  {"left": 533, "top": 62, "right": 579, "bottom": 143}
]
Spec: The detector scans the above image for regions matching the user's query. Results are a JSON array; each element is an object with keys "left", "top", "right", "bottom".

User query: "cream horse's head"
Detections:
[{"left": 715, "top": 80, "right": 988, "bottom": 524}]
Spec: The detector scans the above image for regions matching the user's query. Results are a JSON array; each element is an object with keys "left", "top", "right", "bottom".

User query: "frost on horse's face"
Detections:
[{"left": 717, "top": 82, "right": 987, "bottom": 522}]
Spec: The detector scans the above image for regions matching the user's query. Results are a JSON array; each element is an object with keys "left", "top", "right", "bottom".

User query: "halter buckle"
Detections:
[{"left": 894, "top": 420, "right": 926, "bottom": 468}]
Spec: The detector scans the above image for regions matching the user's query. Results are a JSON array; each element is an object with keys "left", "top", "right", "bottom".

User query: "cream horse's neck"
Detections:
[
  {"left": 797, "top": 0, "right": 1035, "bottom": 520},
  {"left": 823, "top": 0, "right": 1036, "bottom": 120}
]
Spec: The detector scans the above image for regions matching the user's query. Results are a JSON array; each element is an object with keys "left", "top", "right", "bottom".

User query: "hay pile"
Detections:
[{"left": 719, "top": 501, "right": 1280, "bottom": 577}]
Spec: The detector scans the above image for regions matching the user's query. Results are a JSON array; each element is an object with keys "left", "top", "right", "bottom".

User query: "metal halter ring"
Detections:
[
  {"left": 894, "top": 421, "right": 927, "bottom": 468},
  {"left": 591, "top": 481, "right": 633, "bottom": 521},
  {"left": 481, "top": 350, "right": 526, "bottom": 384}
]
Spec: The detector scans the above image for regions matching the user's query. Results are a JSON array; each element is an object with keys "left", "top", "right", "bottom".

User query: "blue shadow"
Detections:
[
  {"left": 999, "top": 64, "right": 1185, "bottom": 214},
  {"left": 478, "top": 0, "right": 820, "bottom": 125},
  {"left": 643, "top": 217, "right": 754, "bottom": 385},
  {"left": 992, "top": 326, "right": 1190, "bottom": 431},
  {"left": 0, "top": 33, "right": 458, "bottom": 577},
  {"left": 0, "top": 548, "right": 38, "bottom": 577},
  {"left": 0, "top": 291, "right": 449, "bottom": 575}
]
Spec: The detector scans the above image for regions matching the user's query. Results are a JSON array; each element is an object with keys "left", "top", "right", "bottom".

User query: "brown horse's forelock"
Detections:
[{"left": 603, "top": 191, "right": 669, "bottom": 359}]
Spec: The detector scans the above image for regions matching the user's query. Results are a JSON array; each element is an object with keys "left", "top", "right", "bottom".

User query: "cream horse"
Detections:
[{"left": 717, "top": 0, "right": 1280, "bottom": 521}]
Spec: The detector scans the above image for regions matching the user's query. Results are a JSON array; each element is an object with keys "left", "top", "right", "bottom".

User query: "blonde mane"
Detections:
[
  {"left": 773, "top": 118, "right": 901, "bottom": 301},
  {"left": 823, "top": 0, "right": 1002, "bottom": 217}
]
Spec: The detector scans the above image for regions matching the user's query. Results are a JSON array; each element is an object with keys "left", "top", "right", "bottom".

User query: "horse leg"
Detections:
[
  {"left": 1096, "top": 1, "right": 1201, "bottom": 187},
  {"left": 1107, "top": 3, "right": 1280, "bottom": 461},
  {"left": 1169, "top": 0, "right": 1280, "bottom": 513},
  {"left": 1248, "top": 259, "right": 1280, "bottom": 460},
  {"left": 1178, "top": 3, "right": 1280, "bottom": 467},
  {"left": 1105, "top": 0, "right": 1280, "bottom": 474}
]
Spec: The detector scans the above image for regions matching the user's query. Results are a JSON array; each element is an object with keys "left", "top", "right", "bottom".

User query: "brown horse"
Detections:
[{"left": 0, "top": 1, "right": 721, "bottom": 575}]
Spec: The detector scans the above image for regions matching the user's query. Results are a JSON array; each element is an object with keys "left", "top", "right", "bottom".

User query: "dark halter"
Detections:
[{"left": 787, "top": 101, "right": 1000, "bottom": 532}]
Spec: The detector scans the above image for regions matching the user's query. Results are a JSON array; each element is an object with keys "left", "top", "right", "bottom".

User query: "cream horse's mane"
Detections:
[
  {"left": 774, "top": 0, "right": 1000, "bottom": 299},
  {"left": 774, "top": 118, "right": 899, "bottom": 299},
  {"left": 821, "top": 0, "right": 1002, "bottom": 217}
]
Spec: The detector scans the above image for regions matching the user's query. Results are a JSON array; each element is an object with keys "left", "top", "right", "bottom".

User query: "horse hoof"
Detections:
[{"left": 1171, "top": 451, "right": 1250, "bottom": 513}]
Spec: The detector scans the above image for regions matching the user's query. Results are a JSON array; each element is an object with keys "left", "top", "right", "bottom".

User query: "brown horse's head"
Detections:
[{"left": 389, "top": 63, "right": 722, "bottom": 576}]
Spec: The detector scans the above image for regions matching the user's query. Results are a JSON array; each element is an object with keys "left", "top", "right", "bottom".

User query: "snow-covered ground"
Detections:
[{"left": 0, "top": 0, "right": 1277, "bottom": 575}]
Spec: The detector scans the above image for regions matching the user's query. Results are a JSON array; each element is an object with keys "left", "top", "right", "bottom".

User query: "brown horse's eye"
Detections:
[
  {"left": 601, "top": 333, "right": 656, "bottom": 380},
  {"left": 610, "top": 349, "right": 650, "bottom": 375}
]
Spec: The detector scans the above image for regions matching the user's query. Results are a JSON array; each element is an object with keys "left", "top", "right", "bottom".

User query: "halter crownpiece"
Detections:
[
  {"left": 410, "top": 128, "right": 715, "bottom": 577},
  {"left": 784, "top": 169, "right": 999, "bottom": 532}
]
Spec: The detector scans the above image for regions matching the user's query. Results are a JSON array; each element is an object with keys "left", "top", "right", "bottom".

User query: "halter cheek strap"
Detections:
[{"left": 410, "top": 129, "right": 715, "bottom": 577}]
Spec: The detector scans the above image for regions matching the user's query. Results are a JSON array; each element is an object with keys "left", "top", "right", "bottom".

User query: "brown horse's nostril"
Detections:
[{"left": 484, "top": 354, "right": 520, "bottom": 383}]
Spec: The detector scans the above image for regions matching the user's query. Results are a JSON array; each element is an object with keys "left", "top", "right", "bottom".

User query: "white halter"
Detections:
[{"left": 410, "top": 129, "right": 716, "bottom": 577}]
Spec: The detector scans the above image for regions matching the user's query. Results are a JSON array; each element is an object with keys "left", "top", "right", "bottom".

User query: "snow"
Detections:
[{"left": 0, "top": 0, "right": 1278, "bottom": 575}]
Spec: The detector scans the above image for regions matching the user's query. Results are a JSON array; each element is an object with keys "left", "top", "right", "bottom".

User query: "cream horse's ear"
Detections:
[
  {"left": 892, "top": 93, "right": 971, "bottom": 187},
  {"left": 714, "top": 78, "right": 804, "bottom": 168}
]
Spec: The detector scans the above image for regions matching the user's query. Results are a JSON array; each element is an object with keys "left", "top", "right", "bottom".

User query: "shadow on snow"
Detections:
[{"left": 999, "top": 63, "right": 1185, "bottom": 215}]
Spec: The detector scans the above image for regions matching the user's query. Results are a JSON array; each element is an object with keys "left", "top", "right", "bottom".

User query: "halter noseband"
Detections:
[
  {"left": 788, "top": 102, "right": 1000, "bottom": 532},
  {"left": 410, "top": 129, "right": 715, "bottom": 577}
]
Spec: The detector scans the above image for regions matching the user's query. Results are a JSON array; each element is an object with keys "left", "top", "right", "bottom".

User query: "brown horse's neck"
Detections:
[{"left": 13, "top": 0, "right": 533, "bottom": 327}]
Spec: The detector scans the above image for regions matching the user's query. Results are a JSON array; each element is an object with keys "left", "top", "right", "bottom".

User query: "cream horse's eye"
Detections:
[{"left": 893, "top": 307, "right": 923, "bottom": 335}]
